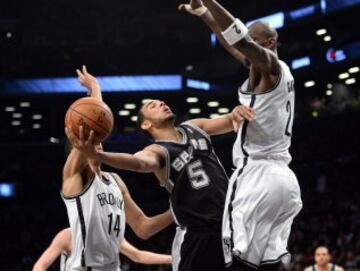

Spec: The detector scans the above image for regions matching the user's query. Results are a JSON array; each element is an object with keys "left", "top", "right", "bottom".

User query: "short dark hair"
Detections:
[{"left": 136, "top": 105, "right": 153, "bottom": 139}]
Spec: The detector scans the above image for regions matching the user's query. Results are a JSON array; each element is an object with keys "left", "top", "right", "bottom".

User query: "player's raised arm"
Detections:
[
  {"left": 120, "top": 239, "right": 172, "bottom": 265},
  {"left": 181, "top": 0, "right": 281, "bottom": 74},
  {"left": 111, "top": 173, "right": 173, "bottom": 240},
  {"left": 76, "top": 65, "right": 102, "bottom": 100},
  {"left": 185, "top": 104, "right": 255, "bottom": 135},
  {"left": 62, "top": 127, "right": 92, "bottom": 196},
  {"left": 33, "top": 229, "right": 71, "bottom": 271},
  {"left": 179, "top": 0, "right": 248, "bottom": 67},
  {"left": 66, "top": 126, "right": 164, "bottom": 173}
]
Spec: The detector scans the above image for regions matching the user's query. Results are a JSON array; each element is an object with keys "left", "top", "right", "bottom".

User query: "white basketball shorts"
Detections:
[{"left": 222, "top": 158, "right": 302, "bottom": 269}]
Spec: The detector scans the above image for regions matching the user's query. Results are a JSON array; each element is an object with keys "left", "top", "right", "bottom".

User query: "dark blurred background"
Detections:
[{"left": 0, "top": 0, "right": 360, "bottom": 270}]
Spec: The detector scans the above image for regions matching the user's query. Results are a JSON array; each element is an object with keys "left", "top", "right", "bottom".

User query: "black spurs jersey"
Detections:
[{"left": 155, "top": 123, "right": 228, "bottom": 228}]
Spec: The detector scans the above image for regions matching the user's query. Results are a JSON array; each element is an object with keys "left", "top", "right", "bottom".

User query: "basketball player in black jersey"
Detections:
[{"left": 66, "top": 97, "right": 254, "bottom": 271}]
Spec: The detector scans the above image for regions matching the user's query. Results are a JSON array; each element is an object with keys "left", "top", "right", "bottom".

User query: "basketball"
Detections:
[{"left": 65, "top": 97, "right": 114, "bottom": 143}]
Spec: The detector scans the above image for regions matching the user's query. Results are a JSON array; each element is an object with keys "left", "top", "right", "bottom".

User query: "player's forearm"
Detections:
[
  {"left": 136, "top": 251, "right": 172, "bottom": 265},
  {"left": 63, "top": 149, "right": 88, "bottom": 179},
  {"left": 32, "top": 263, "right": 46, "bottom": 271},
  {"left": 88, "top": 82, "right": 102, "bottom": 100},
  {"left": 202, "top": 0, "right": 235, "bottom": 30},
  {"left": 96, "top": 151, "right": 150, "bottom": 173},
  {"left": 140, "top": 210, "right": 173, "bottom": 240},
  {"left": 199, "top": 11, "right": 246, "bottom": 64}
]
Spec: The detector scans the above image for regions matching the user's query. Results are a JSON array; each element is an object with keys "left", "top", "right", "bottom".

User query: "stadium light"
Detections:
[
  {"left": 124, "top": 103, "right": 136, "bottom": 110},
  {"left": 218, "top": 108, "right": 230, "bottom": 113},
  {"left": 207, "top": 101, "right": 220, "bottom": 107},
  {"left": 316, "top": 28, "right": 327, "bottom": 36},
  {"left": 345, "top": 78, "right": 356, "bottom": 85},
  {"left": 304, "top": 81, "right": 315, "bottom": 88},
  {"left": 32, "top": 114, "right": 43, "bottom": 120},
  {"left": 186, "top": 97, "right": 199, "bottom": 103},
  {"left": 189, "top": 108, "right": 201, "bottom": 114},
  {"left": 349, "top": 67, "right": 359, "bottom": 73},
  {"left": 119, "top": 110, "right": 130, "bottom": 116},
  {"left": 338, "top": 73, "right": 349, "bottom": 79},
  {"left": 326, "top": 90, "right": 333, "bottom": 96},
  {"left": 324, "top": 35, "right": 332, "bottom": 42}
]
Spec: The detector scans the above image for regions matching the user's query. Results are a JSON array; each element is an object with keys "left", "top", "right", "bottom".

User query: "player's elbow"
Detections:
[
  {"left": 136, "top": 228, "right": 152, "bottom": 240},
  {"left": 134, "top": 218, "right": 153, "bottom": 240}
]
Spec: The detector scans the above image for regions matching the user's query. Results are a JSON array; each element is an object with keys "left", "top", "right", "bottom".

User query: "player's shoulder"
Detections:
[
  {"left": 334, "top": 264, "right": 344, "bottom": 271},
  {"left": 303, "top": 265, "right": 313, "bottom": 271},
  {"left": 143, "top": 143, "right": 167, "bottom": 158},
  {"left": 180, "top": 121, "right": 210, "bottom": 139},
  {"left": 104, "top": 171, "right": 128, "bottom": 193}
]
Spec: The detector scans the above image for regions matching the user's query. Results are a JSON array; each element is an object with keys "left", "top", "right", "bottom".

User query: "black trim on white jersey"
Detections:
[
  {"left": 239, "top": 63, "right": 283, "bottom": 95},
  {"left": 260, "top": 252, "right": 289, "bottom": 265},
  {"left": 228, "top": 158, "right": 248, "bottom": 253},
  {"left": 240, "top": 95, "right": 256, "bottom": 157},
  {"left": 75, "top": 197, "right": 87, "bottom": 267},
  {"left": 61, "top": 178, "right": 95, "bottom": 200}
]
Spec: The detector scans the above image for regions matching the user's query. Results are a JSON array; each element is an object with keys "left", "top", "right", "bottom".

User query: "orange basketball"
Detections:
[{"left": 65, "top": 97, "right": 114, "bottom": 143}]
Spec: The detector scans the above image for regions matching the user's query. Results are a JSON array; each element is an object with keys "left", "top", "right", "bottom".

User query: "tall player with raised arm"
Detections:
[
  {"left": 62, "top": 66, "right": 173, "bottom": 271},
  {"left": 180, "top": 1, "right": 303, "bottom": 271}
]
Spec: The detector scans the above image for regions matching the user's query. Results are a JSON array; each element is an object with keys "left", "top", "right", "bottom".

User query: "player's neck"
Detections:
[
  {"left": 317, "top": 263, "right": 330, "bottom": 271},
  {"left": 153, "top": 125, "right": 182, "bottom": 142}
]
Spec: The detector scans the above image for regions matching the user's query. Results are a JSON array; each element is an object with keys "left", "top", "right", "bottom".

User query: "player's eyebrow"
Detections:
[{"left": 145, "top": 100, "right": 155, "bottom": 109}]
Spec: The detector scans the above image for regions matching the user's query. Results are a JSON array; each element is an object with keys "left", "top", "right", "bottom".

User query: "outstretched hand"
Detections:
[
  {"left": 231, "top": 105, "right": 255, "bottom": 132},
  {"left": 65, "top": 125, "right": 99, "bottom": 159},
  {"left": 76, "top": 65, "right": 99, "bottom": 96},
  {"left": 178, "top": 0, "right": 208, "bottom": 16}
]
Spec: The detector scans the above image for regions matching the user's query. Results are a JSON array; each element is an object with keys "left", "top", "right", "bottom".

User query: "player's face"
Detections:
[
  {"left": 142, "top": 100, "right": 175, "bottom": 124},
  {"left": 315, "top": 247, "right": 330, "bottom": 266}
]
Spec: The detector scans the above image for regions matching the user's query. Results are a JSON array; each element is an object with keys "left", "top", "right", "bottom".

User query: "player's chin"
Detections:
[{"left": 165, "top": 113, "right": 176, "bottom": 122}]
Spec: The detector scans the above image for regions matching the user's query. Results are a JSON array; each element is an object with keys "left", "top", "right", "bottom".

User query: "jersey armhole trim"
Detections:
[
  {"left": 181, "top": 123, "right": 212, "bottom": 143},
  {"left": 154, "top": 144, "right": 172, "bottom": 189},
  {"left": 61, "top": 178, "right": 95, "bottom": 200},
  {"left": 239, "top": 63, "right": 284, "bottom": 95}
]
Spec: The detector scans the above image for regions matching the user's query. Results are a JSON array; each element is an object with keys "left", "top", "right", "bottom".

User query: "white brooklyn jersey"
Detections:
[
  {"left": 62, "top": 172, "right": 125, "bottom": 270},
  {"left": 233, "top": 60, "right": 295, "bottom": 166},
  {"left": 60, "top": 252, "right": 69, "bottom": 271}
]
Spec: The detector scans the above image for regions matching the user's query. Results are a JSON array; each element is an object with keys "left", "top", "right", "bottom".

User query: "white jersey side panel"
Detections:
[
  {"left": 62, "top": 172, "right": 125, "bottom": 270},
  {"left": 60, "top": 252, "right": 69, "bottom": 271},
  {"left": 233, "top": 60, "right": 295, "bottom": 166}
]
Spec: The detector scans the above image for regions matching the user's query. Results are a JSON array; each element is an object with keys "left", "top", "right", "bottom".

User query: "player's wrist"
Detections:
[{"left": 221, "top": 19, "right": 248, "bottom": 46}]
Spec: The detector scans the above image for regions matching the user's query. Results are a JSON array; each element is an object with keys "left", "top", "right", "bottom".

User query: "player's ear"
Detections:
[
  {"left": 141, "top": 119, "right": 152, "bottom": 131},
  {"left": 268, "top": 37, "right": 277, "bottom": 50}
]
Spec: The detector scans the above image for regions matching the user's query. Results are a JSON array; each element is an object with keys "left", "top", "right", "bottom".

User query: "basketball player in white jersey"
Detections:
[
  {"left": 61, "top": 66, "right": 173, "bottom": 271},
  {"left": 32, "top": 228, "right": 172, "bottom": 271},
  {"left": 304, "top": 247, "right": 344, "bottom": 271},
  {"left": 180, "top": 1, "right": 303, "bottom": 270}
]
